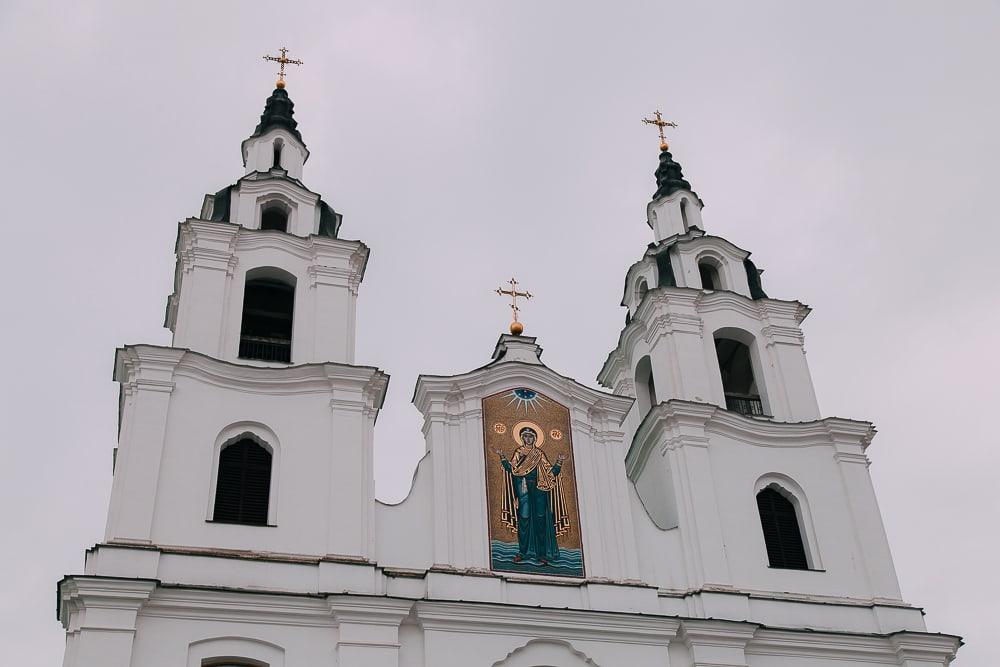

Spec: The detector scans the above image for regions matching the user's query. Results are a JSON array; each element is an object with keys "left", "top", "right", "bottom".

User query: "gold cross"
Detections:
[
  {"left": 263, "top": 47, "right": 304, "bottom": 89},
  {"left": 496, "top": 277, "right": 533, "bottom": 336},
  {"left": 642, "top": 109, "right": 678, "bottom": 151}
]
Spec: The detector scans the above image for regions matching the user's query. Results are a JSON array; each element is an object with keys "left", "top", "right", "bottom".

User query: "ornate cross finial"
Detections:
[
  {"left": 263, "top": 47, "right": 304, "bottom": 90},
  {"left": 496, "top": 277, "right": 533, "bottom": 336},
  {"left": 642, "top": 110, "right": 678, "bottom": 151}
]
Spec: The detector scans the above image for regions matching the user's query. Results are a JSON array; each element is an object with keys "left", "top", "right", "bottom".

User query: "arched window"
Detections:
[
  {"left": 715, "top": 337, "right": 763, "bottom": 416},
  {"left": 680, "top": 198, "right": 690, "bottom": 231},
  {"left": 636, "top": 278, "right": 649, "bottom": 303},
  {"left": 260, "top": 205, "right": 288, "bottom": 233},
  {"left": 239, "top": 270, "right": 295, "bottom": 363},
  {"left": 272, "top": 138, "right": 284, "bottom": 169},
  {"left": 190, "top": 636, "right": 282, "bottom": 667},
  {"left": 213, "top": 438, "right": 272, "bottom": 526},
  {"left": 635, "top": 355, "right": 657, "bottom": 415},
  {"left": 756, "top": 486, "right": 809, "bottom": 569},
  {"left": 699, "top": 260, "right": 721, "bottom": 291}
]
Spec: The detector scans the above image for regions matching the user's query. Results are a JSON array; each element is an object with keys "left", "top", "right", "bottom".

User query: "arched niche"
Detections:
[{"left": 634, "top": 355, "right": 657, "bottom": 416}]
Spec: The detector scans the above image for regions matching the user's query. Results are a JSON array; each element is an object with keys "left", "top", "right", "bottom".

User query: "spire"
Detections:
[
  {"left": 641, "top": 109, "right": 699, "bottom": 202},
  {"left": 251, "top": 87, "right": 304, "bottom": 144},
  {"left": 653, "top": 148, "right": 696, "bottom": 201}
]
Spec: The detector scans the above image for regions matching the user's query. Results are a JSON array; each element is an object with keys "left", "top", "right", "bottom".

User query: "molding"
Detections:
[
  {"left": 626, "top": 399, "right": 876, "bottom": 480},
  {"left": 144, "top": 586, "right": 335, "bottom": 628},
  {"left": 414, "top": 360, "right": 633, "bottom": 427},
  {"left": 57, "top": 576, "right": 157, "bottom": 628},
  {"left": 415, "top": 600, "right": 679, "bottom": 644},
  {"left": 598, "top": 286, "right": 811, "bottom": 388},
  {"left": 114, "top": 344, "right": 388, "bottom": 406},
  {"left": 174, "top": 218, "right": 370, "bottom": 290}
]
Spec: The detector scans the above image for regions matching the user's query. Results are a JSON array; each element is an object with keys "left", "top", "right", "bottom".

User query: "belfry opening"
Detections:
[
  {"left": 239, "top": 271, "right": 295, "bottom": 363},
  {"left": 714, "top": 337, "right": 763, "bottom": 416}
]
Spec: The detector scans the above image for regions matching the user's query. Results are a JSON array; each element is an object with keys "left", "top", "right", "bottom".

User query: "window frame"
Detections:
[
  {"left": 206, "top": 423, "right": 281, "bottom": 527},
  {"left": 753, "top": 474, "right": 823, "bottom": 571}
]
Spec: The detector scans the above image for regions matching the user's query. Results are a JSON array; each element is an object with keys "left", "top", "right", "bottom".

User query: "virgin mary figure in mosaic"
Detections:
[{"left": 495, "top": 422, "right": 569, "bottom": 566}]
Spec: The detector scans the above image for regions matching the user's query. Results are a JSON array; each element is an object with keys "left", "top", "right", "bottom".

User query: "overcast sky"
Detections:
[{"left": 1, "top": 1, "right": 997, "bottom": 664}]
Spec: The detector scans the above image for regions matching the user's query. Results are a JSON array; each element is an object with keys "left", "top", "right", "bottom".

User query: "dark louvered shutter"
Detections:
[
  {"left": 756, "top": 487, "right": 808, "bottom": 569},
  {"left": 213, "top": 439, "right": 272, "bottom": 525}
]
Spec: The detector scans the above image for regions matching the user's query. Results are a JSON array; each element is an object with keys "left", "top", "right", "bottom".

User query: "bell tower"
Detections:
[
  {"left": 59, "top": 60, "right": 389, "bottom": 667},
  {"left": 598, "top": 115, "right": 918, "bottom": 623}
]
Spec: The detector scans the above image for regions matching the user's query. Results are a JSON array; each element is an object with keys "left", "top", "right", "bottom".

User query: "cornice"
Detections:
[
  {"left": 599, "top": 287, "right": 811, "bottom": 385},
  {"left": 115, "top": 344, "right": 388, "bottom": 407},
  {"left": 237, "top": 169, "right": 319, "bottom": 203},
  {"left": 674, "top": 234, "right": 751, "bottom": 264},
  {"left": 62, "top": 565, "right": 948, "bottom": 653},
  {"left": 414, "top": 600, "right": 679, "bottom": 643},
  {"left": 750, "top": 628, "right": 961, "bottom": 663},
  {"left": 144, "top": 586, "right": 335, "bottom": 627},
  {"left": 413, "top": 360, "right": 633, "bottom": 426},
  {"left": 57, "top": 576, "right": 157, "bottom": 627},
  {"left": 626, "top": 399, "right": 876, "bottom": 479},
  {"left": 327, "top": 596, "right": 414, "bottom": 625},
  {"left": 888, "top": 632, "right": 963, "bottom": 663},
  {"left": 177, "top": 219, "right": 369, "bottom": 283}
]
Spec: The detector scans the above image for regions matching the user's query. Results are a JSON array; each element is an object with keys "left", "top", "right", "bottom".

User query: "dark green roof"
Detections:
[
  {"left": 252, "top": 87, "right": 304, "bottom": 145},
  {"left": 653, "top": 148, "right": 699, "bottom": 202}
]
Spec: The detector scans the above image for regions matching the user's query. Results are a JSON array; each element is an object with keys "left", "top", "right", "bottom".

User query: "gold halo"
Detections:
[{"left": 512, "top": 420, "right": 544, "bottom": 448}]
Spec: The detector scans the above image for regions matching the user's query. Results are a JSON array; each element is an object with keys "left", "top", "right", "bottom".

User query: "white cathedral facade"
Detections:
[{"left": 57, "top": 83, "right": 962, "bottom": 666}]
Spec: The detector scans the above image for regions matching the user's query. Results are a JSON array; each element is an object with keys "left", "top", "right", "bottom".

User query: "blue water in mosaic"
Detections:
[{"left": 490, "top": 540, "right": 584, "bottom": 577}]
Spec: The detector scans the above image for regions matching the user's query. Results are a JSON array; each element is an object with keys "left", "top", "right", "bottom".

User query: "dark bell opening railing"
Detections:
[
  {"left": 725, "top": 394, "right": 764, "bottom": 417},
  {"left": 239, "top": 336, "right": 291, "bottom": 363}
]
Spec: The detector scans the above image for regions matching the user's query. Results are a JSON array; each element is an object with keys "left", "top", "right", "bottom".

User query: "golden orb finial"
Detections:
[
  {"left": 496, "top": 278, "right": 532, "bottom": 337},
  {"left": 276, "top": 79, "right": 286, "bottom": 89},
  {"left": 660, "top": 141, "right": 669, "bottom": 151}
]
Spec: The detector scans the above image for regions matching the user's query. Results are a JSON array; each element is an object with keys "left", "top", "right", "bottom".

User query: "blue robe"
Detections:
[{"left": 502, "top": 458, "right": 562, "bottom": 562}]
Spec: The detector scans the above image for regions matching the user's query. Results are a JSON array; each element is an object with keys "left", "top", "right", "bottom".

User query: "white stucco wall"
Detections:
[{"left": 167, "top": 220, "right": 367, "bottom": 365}]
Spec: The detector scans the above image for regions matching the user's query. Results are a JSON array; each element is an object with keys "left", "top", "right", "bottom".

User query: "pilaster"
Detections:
[
  {"left": 832, "top": 427, "right": 904, "bottom": 601},
  {"left": 106, "top": 346, "right": 185, "bottom": 543},
  {"left": 171, "top": 221, "right": 240, "bottom": 357},
  {"left": 680, "top": 619, "right": 756, "bottom": 667},
  {"left": 328, "top": 597, "right": 414, "bottom": 667},
  {"left": 58, "top": 577, "right": 157, "bottom": 667},
  {"left": 889, "top": 632, "right": 962, "bottom": 667}
]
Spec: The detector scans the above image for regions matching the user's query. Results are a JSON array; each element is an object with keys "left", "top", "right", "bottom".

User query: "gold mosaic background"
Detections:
[{"left": 482, "top": 388, "right": 584, "bottom": 553}]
